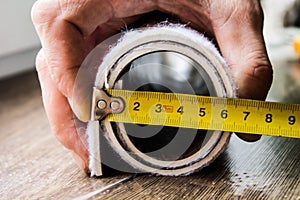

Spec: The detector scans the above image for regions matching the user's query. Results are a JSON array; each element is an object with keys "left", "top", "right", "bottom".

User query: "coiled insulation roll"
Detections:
[{"left": 85, "top": 25, "right": 236, "bottom": 176}]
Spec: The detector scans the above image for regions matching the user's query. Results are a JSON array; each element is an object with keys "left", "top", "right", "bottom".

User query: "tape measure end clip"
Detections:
[{"left": 91, "top": 87, "right": 125, "bottom": 121}]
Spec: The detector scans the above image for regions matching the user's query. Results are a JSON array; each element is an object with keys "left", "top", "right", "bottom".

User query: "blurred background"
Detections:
[
  {"left": 0, "top": 0, "right": 40, "bottom": 79},
  {"left": 1, "top": 0, "right": 300, "bottom": 99}
]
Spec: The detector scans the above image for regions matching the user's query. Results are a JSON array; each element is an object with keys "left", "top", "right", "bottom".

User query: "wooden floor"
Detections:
[{"left": 1, "top": 46, "right": 300, "bottom": 199}]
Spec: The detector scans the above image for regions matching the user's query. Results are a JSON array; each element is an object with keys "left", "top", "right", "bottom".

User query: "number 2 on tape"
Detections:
[{"left": 103, "top": 89, "right": 300, "bottom": 139}]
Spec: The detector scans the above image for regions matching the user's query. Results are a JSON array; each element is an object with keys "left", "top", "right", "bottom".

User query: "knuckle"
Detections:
[
  {"left": 232, "top": 48, "right": 273, "bottom": 100},
  {"left": 31, "top": 0, "right": 60, "bottom": 26},
  {"left": 254, "top": 63, "right": 273, "bottom": 89},
  {"left": 238, "top": 61, "right": 273, "bottom": 100},
  {"left": 35, "top": 49, "right": 48, "bottom": 73},
  {"left": 244, "top": 55, "right": 273, "bottom": 86},
  {"left": 31, "top": 1, "right": 42, "bottom": 24},
  {"left": 247, "top": 52, "right": 273, "bottom": 80}
]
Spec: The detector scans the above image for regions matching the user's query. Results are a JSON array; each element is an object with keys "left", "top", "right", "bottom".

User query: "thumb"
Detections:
[{"left": 212, "top": 3, "right": 273, "bottom": 141}]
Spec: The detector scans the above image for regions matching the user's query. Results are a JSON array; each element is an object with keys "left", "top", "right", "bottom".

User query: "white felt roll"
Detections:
[{"left": 87, "top": 24, "right": 236, "bottom": 176}]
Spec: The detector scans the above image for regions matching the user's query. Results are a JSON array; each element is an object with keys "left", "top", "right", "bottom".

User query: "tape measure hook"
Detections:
[{"left": 91, "top": 87, "right": 125, "bottom": 121}]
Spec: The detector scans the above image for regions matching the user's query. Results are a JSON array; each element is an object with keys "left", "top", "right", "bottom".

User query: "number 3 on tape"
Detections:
[{"left": 95, "top": 89, "right": 300, "bottom": 139}]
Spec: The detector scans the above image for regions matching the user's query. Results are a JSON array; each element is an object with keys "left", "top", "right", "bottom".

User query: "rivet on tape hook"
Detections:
[{"left": 91, "top": 87, "right": 125, "bottom": 121}]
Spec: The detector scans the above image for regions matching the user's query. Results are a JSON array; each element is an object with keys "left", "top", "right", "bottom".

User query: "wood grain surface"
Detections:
[{"left": 0, "top": 47, "right": 300, "bottom": 199}]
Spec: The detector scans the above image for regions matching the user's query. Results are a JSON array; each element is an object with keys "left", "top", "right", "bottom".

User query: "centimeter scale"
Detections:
[{"left": 93, "top": 88, "right": 300, "bottom": 139}]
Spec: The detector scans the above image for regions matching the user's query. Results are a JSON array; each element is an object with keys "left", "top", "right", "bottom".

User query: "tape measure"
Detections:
[{"left": 93, "top": 88, "right": 300, "bottom": 139}]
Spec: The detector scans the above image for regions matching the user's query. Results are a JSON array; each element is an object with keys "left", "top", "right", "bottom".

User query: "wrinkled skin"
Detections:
[{"left": 31, "top": 0, "right": 273, "bottom": 172}]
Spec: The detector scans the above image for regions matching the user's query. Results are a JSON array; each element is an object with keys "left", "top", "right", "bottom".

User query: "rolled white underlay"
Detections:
[{"left": 86, "top": 24, "right": 236, "bottom": 176}]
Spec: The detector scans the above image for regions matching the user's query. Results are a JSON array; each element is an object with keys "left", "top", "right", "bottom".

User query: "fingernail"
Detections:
[{"left": 69, "top": 94, "right": 91, "bottom": 122}]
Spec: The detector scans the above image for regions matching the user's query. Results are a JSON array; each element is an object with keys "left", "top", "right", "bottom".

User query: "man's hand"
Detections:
[{"left": 31, "top": 0, "right": 272, "bottom": 171}]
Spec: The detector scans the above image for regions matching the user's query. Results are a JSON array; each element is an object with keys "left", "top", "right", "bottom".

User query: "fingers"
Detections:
[
  {"left": 36, "top": 49, "right": 89, "bottom": 171},
  {"left": 31, "top": 0, "right": 159, "bottom": 171},
  {"left": 211, "top": 1, "right": 273, "bottom": 100},
  {"left": 210, "top": 1, "right": 272, "bottom": 141},
  {"left": 31, "top": 0, "right": 157, "bottom": 121},
  {"left": 32, "top": 0, "right": 86, "bottom": 98}
]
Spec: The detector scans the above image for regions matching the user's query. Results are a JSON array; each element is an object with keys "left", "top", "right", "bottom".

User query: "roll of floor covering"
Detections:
[{"left": 84, "top": 24, "right": 236, "bottom": 176}]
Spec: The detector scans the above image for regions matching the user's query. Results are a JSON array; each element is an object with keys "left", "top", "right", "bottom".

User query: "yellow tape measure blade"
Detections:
[{"left": 103, "top": 89, "right": 300, "bottom": 139}]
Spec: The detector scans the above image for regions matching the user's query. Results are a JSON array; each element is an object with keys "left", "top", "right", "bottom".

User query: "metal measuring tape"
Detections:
[{"left": 93, "top": 88, "right": 300, "bottom": 139}]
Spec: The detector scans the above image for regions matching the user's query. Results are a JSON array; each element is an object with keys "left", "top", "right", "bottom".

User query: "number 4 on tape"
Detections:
[{"left": 94, "top": 88, "right": 300, "bottom": 139}]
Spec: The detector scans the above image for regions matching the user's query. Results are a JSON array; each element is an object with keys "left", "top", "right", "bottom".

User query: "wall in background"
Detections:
[{"left": 0, "top": 0, "right": 41, "bottom": 79}]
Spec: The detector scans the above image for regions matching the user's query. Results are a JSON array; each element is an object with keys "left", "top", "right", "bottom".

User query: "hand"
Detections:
[{"left": 31, "top": 0, "right": 272, "bottom": 171}]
